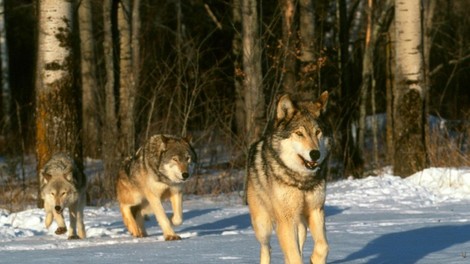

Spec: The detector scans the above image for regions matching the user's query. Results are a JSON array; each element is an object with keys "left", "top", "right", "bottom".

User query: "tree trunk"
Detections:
[
  {"left": 298, "top": 0, "right": 316, "bottom": 91},
  {"left": 386, "top": 19, "right": 395, "bottom": 166},
  {"left": 102, "top": 0, "right": 118, "bottom": 198},
  {"left": 117, "top": 0, "right": 135, "bottom": 157},
  {"left": 0, "top": 0, "right": 13, "bottom": 154},
  {"left": 0, "top": 0, "right": 10, "bottom": 140},
  {"left": 338, "top": 0, "right": 363, "bottom": 177},
  {"left": 359, "top": 0, "right": 394, "bottom": 170},
  {"left": 35, "top": 0, "right": 82, "bottom": 207},
  {"left": 393, "top": 0, "right": 427, "bottom": 177},
  {"left": 241, "top": 0, "right": 264, "bottom": 144},
  {"left": 280, "top": 0, "right": 296, "bottom": 93},
  {"left": 79, "top": 0, "right": 100, "bottom": 158},
  {"left": 232, "top": 0, "right": 246, "bottom": 145}
]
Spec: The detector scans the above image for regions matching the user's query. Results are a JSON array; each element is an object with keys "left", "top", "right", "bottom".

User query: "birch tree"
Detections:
[
  {"left": 241, "top": 0, "right": 264, "bottom": 144},
  {"left": 393, "top": 0, "right": 427, "bottom": 176},
  {"left": 35, "top": 0, "right": 82, "bottom": 207}
]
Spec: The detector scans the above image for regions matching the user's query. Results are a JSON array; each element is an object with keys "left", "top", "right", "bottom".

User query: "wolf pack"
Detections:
[{"left": 40, "top": 92, "right": 331, "bottom": 264}]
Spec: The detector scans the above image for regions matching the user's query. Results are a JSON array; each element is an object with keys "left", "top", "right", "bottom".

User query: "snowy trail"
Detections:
[{"left": 1, "top": 168, "right": 470, "bottom": 263}]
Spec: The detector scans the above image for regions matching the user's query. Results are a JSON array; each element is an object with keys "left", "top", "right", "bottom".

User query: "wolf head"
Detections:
[
  {"left": 40, "top": 154, "right": 79, "bottom": 214},
  {"left": 272, "top": 91, "right": 330, "bottom": 174},
  {"left": 145, "top": 134, "right": 197, "bottom": 184},
  {"left": 42, "top": 178, "right": 78, "bottom": 214}
]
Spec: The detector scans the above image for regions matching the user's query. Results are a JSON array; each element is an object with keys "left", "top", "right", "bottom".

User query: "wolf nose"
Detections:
[
  {"left": 54, "top": 205, "right": 62, "bottom": 212},
  {"left": 309, "top": 150, "right": 320, "bottom": 161},
  {"left": 182, "top": 172, "right": 190, "bottom": 180}
]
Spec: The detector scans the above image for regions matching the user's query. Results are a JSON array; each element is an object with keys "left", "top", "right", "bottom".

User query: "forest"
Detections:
[{"left": 0, "top": 0, "right": 469, "bottom": 208}]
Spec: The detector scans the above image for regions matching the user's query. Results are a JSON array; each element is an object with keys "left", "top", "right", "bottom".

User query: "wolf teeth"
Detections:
[{"left": 298, "top": 155, "right": 318, "bottom": 170}]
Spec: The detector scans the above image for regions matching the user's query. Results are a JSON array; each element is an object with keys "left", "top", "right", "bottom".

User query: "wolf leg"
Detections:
[
  {"left": 248, "top": 196, "right": 272, "bottom": 264},
  {"left": 120, "top": 204, "right": 146, "bottom": 237},
  {"left": 68, "top": 204, "right": 78, "bottom": 239},
  {"left": 76, "top": 196, "right": 86, "bottom": 239},
  {"left": 53, "top": 210, "right": 67, "bottom": 235},
  {"left": 308, "top": 207, "right": 328, "bottom": 264},
  {"left": 298, "top": 218, "right": 307, "bottom": 257},
  {"left": 45, "top": 211, "right": 53, "bottom": 229},
  {"left": 169, "top": 190, "right": 183, "bottom": 226},
  {"left": 277, "top": 220, "right": 302, "bottom": 264},
  {"left": 146, "top": 191, "right": 180, "bottom": 241},
  {"left": 133, "top": 206, "right": 148, "bottom": 237}
]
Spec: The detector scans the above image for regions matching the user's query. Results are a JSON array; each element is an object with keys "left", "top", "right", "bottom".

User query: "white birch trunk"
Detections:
[
  {"left": 393, "top": 0, "right": 427, "bottom": 176},
  {"left": 394, "top": 0, "right": 424, "bottom": 93},
  {"left": 37, "top": 0, "right": 73, "bottom": 87},
  {"left": 36, "top": 0, "right": 81, "bottom": 206}
]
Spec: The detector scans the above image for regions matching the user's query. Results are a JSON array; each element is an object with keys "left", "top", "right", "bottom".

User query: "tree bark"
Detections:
[
  {"left": 0, "top": 0, "right": 10, "bottom": 142},
  {"left": 35, "top": 0, "right": 82, "bottom": 207},
  {"left": 298, "top": 0, "right": 316, "bottom": 91},
  {"left": 338, "top": 0, "right": 363, "bottom": 177},
  {"left": 102, "top": 0, "right": 118, "bottom": 198},
  {"left": 79, "top": 0, "right": 100, "bottom": 158},
  {"left": 393, "top": 0, "right": 427, "bottom": 177},
  {"left": 280, "top": 0, "right": 296, "bottom": 93},
  {"left": 117, "top": 0, "right": 136, "bottom": 157},
  {"left": 241, "top": 0, "right": 264, "bottom": 144},
  {"left": 232, "top": 0, "right": 246, "bottom": 144}
]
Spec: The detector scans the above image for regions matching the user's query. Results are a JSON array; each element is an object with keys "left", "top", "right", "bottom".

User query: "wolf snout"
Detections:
[
  {"left": 309, "top": 150, "right": 320, "bottom": 161},
  {"left": 55, "top": 205, "right": 62, "bottom": 213},
  {"left": 182, "top": 172, "right": 190, "bottom": 180}
]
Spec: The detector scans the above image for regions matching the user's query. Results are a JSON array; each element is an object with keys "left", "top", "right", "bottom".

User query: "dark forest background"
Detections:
[{"left": 0, "top": 0, "right": 469, "bottom": 208}]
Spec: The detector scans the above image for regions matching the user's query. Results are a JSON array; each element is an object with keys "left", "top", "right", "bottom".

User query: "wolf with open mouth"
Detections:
[{"left": 245, "top": 91, "right": 331, "bottom": 264}]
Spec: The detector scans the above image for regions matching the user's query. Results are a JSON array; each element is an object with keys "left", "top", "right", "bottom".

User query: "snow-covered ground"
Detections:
[{"left": 1, "top": 167, "right": 470, "bottom": 263}]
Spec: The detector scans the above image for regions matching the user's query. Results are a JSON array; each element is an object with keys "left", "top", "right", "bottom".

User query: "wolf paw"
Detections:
[
  {"left": 55, "top": 227, "right": 67, "bottom": 235},
  {"left": 68, "top": 235, "right": 80, "bottom": 240},
  {"left": 164, "top": 234, "right": 181, "bottom": 241}
]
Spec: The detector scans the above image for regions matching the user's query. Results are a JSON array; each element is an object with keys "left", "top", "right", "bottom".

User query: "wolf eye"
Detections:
[
  {"left": 295, "top": 131, "right": 304, "bottom": 137},
  {"left": 61, "top": 192, "right": 67, "bottom": 196},
  {"left": 315, "top": 130, "right": 322, "bottom": 136},
  {"left": 172, "top": 157, "right": 178, "bottom": 162}
]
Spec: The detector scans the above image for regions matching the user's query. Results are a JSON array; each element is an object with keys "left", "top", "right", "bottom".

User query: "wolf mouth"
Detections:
[{"left": 298, "top": 155, "right": 319, "bottom": 170}]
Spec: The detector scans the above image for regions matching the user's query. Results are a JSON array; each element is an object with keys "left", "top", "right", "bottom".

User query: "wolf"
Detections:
[
  {"left": 245, "top": 91, "right": 331, "bottom": 264},
  {"left": 116, "top": 134, "right": 197, "bottom": 240},
  {"left": 40, "top": 153, "right": 87, "bottom": 239}
]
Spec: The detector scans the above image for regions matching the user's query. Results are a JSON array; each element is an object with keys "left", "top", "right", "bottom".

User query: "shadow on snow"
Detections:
[{"left": 331, "top": 224, "right": 470, "bottom": 264}]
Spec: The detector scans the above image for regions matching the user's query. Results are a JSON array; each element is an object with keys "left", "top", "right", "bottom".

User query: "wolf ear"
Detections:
[
  {"left": 160, "top": 135, "right": 169, "bottom": 150},
  {"left": 41, "top": 171, "right": 52, "bottom": 184},
  {"left": 184, "top": 134, "right": 192, "bottom": 143},
  {"left": 276, "top": 94, "right": 296, "bottom": 122},
  {"left": 315, "top": 91, "right": 328, "bottom": 113},
  {"left": 63, "top": 170, "right": 73, "bottom": 182}
]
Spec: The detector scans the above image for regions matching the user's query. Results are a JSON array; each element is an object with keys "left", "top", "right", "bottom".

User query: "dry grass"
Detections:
[
  {"left": 427, "top": 125, "right": 470, "bottom": 167},
  {"left": 1, "top": 122, "right": 469, "bottom": 212}
]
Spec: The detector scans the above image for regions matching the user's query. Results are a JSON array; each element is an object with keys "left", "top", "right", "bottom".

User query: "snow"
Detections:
[{"left": 1, "top": 167, "right": 470, "bottom": 263}]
